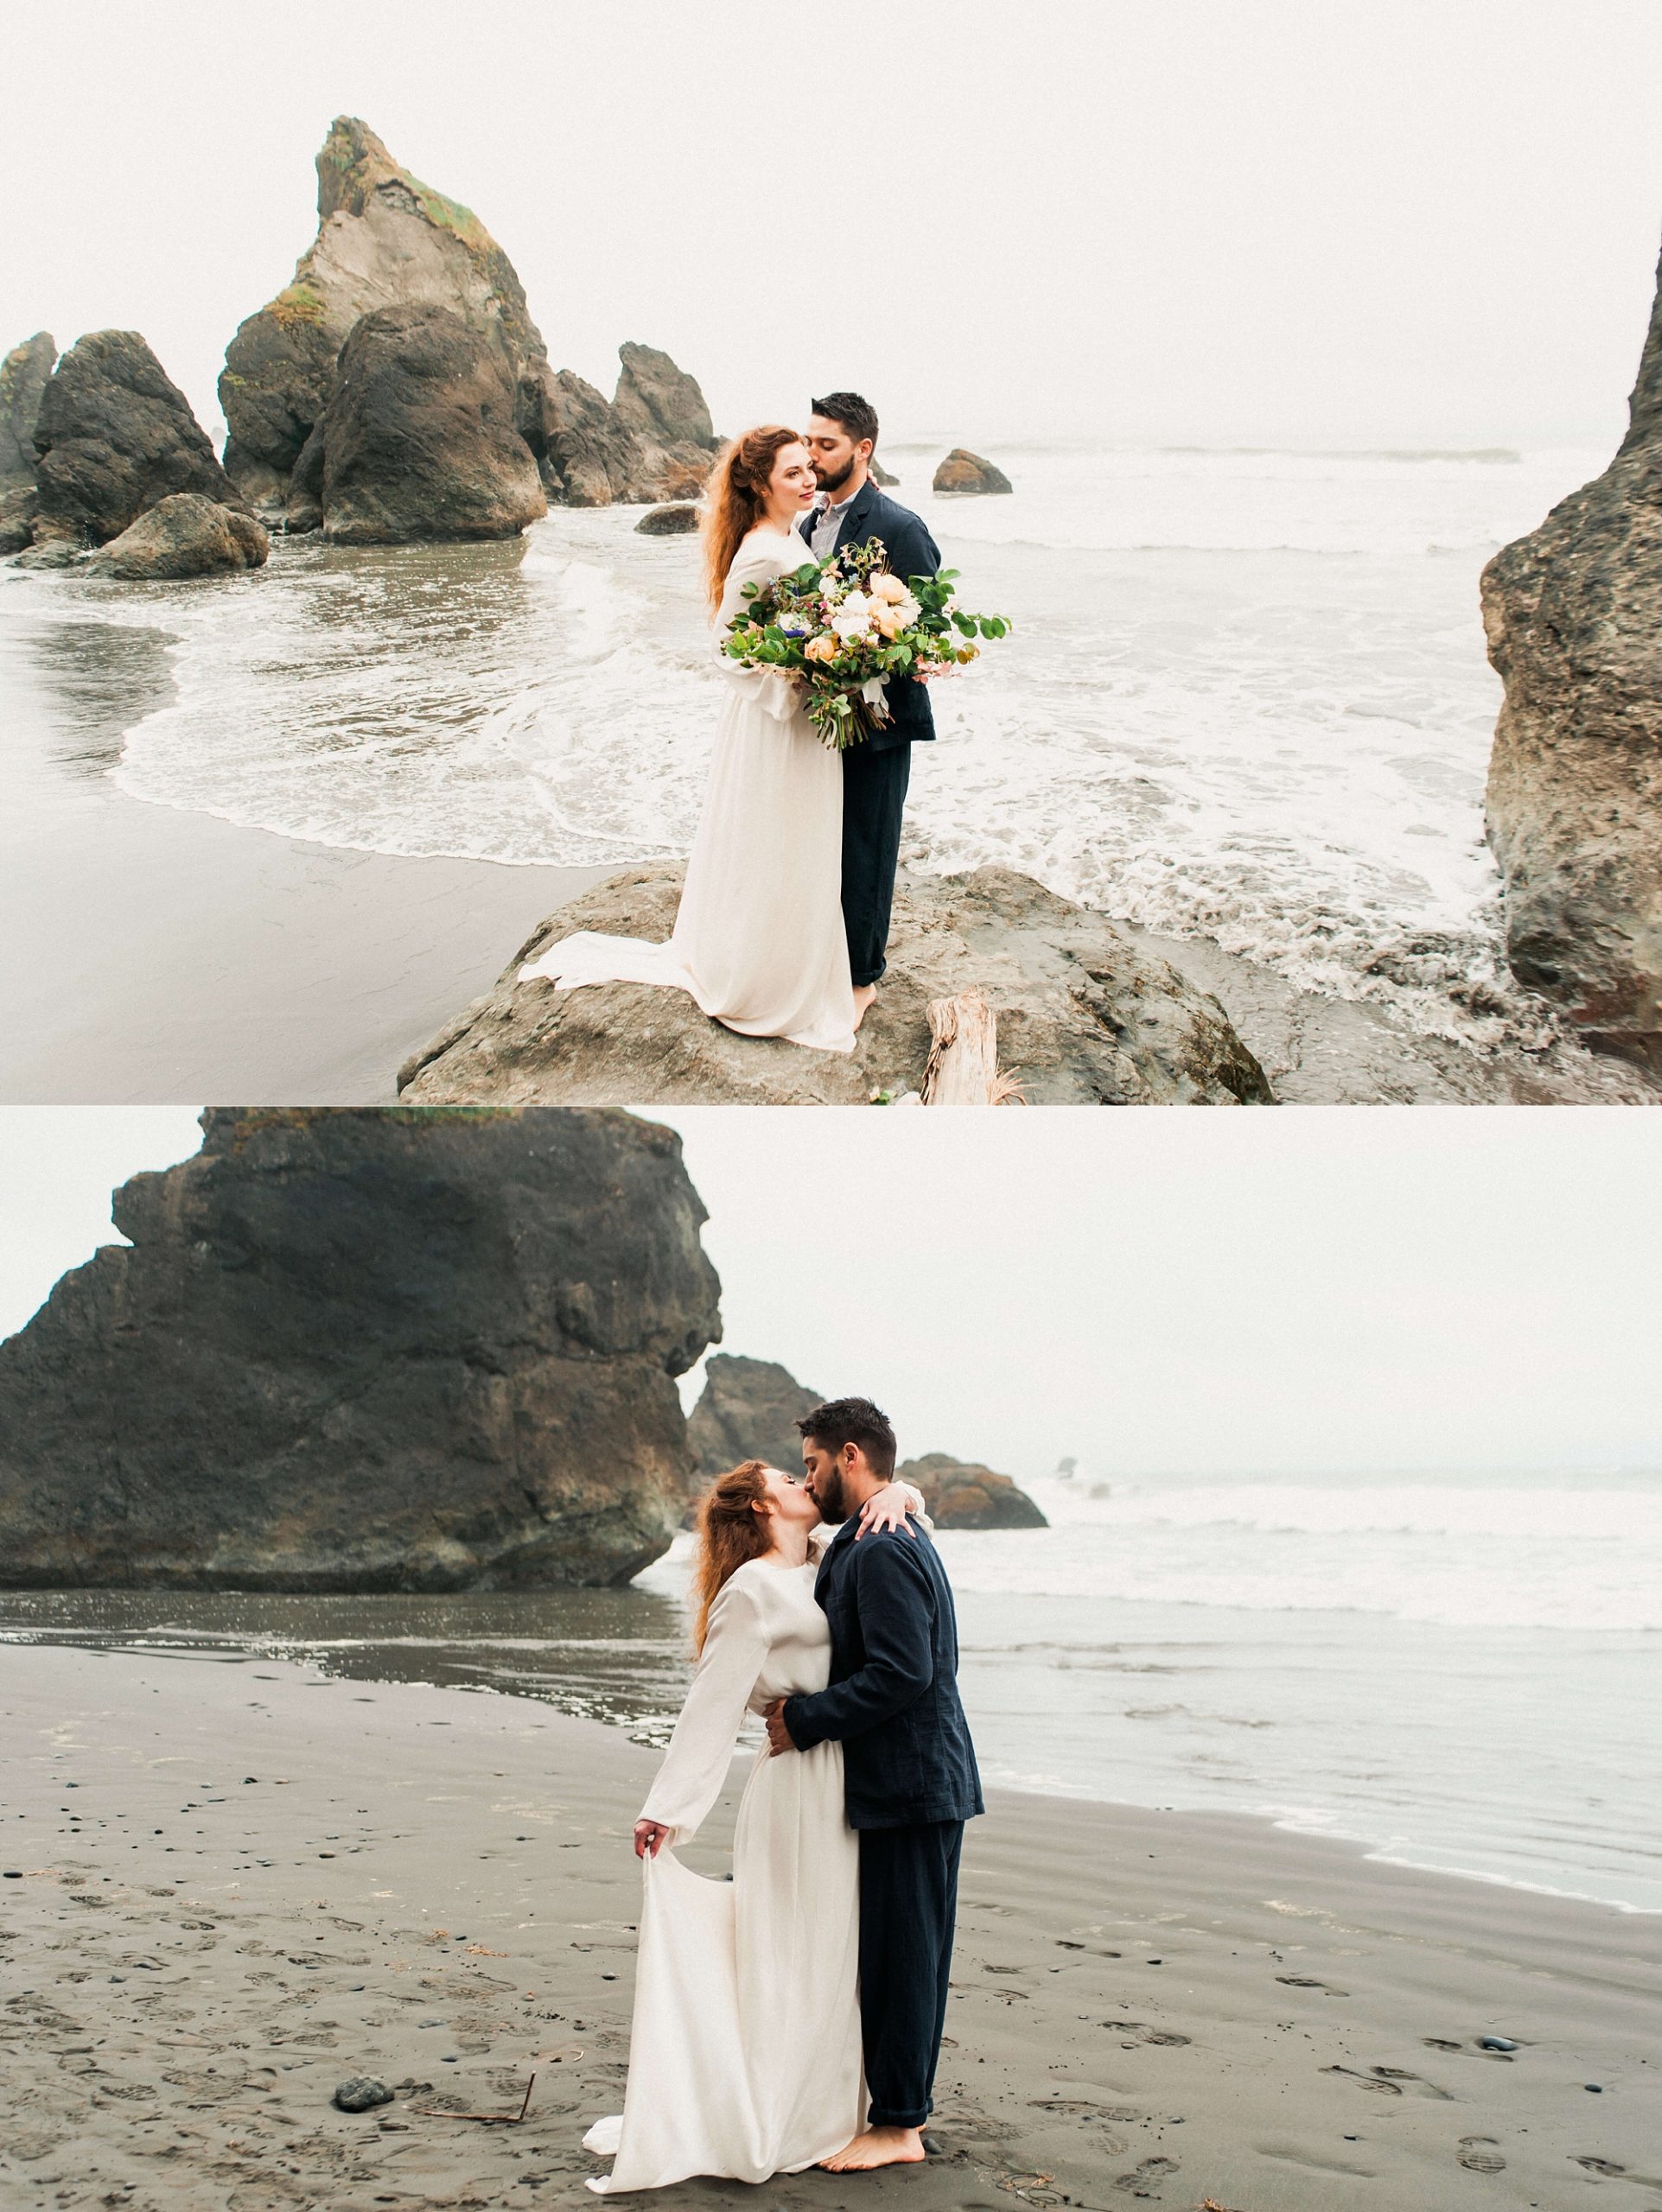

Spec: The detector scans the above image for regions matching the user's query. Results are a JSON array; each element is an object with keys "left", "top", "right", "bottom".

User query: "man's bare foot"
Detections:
[
  {"left": 852, "top": 983, "right": 877, "bottom": 1032},
  {"left": 819, "top": 2126, "right": 926, "bottom": 2171}
]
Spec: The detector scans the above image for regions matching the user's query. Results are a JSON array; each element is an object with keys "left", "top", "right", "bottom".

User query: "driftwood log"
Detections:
[{"left": 920, "top": 989, "right": 1025, "bottom": 1105}]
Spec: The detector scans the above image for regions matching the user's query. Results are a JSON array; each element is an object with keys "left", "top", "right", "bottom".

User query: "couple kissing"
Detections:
[
  {"left": 582, "top": 1395, "right": 982, "bottom": 2190},
  {"left": 520, "top": 397, "right": 942, "bottom": 1054}
]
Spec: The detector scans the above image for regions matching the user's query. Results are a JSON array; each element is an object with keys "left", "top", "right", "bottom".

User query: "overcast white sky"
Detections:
[
  {"left": 4, "top": 3, "right": 1661, "bottom": 448},
  {"left": 2, "top": 1107, "right": 1658, "bottom": 1485}
]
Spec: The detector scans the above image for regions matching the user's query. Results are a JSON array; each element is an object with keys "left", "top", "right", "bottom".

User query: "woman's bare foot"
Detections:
[
  {"left": 852, "top": 983, "right": 877, "bottom": 1032},
  {"left": 820, "top": 2126, "right": 926, "bottom": 2171}
]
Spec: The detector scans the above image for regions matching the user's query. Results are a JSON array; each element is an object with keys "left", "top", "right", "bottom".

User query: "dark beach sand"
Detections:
[
  {"left": 0, "top": 608, "right": 611, "bottom": 1104},
  {"left": 3, "top": 1644, "right": 1657, "bottom": 2211}
]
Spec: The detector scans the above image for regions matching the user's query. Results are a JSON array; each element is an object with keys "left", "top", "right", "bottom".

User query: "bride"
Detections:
[
  {"left": 582, "top": 1459, "right": 924, "bottom": 2192},
  {"left": 518, "top": 428, "right": 859, "bottom": 1054}
]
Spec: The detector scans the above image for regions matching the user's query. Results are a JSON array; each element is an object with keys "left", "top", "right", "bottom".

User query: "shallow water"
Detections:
[
  {"left": 6, "top": 1468, "right": 1658, "bottom": 1911},
  {"left": 0, "top": 438, "right": 1626, "bottom": 1071}
]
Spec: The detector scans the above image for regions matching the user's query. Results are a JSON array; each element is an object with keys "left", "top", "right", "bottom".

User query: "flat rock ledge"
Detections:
[{"left": 398, "top": 863, "right": 1274, "bottom": 1106}]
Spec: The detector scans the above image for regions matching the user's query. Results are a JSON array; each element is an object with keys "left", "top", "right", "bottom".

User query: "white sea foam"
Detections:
[
  {"left": 1, "top": 438, "right": 1614, "bottom": 1041},
  {"left": 934, "top": 1472, "right": 1662, "bottom": 1631}
]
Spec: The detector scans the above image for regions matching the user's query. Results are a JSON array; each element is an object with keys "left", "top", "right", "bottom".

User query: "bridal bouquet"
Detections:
[{"left": 721, "top": 537, "right": 1011, "bottom": 749}]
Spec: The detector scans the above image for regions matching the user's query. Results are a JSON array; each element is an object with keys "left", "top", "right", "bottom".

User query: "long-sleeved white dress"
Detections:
[
  {"left": 582, "top": 1554, "right": 864, "bottom": 2192},
  {"left": 518, "top": 528, "right": 857, "bottom": 1054}
]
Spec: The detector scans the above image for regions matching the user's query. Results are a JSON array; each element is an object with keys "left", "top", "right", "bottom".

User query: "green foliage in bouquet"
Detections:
[{"left": 721, "top": 536, "right": 1012, "bottom": 749}]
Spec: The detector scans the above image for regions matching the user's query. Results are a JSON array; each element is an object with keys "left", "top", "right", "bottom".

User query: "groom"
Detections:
[
  {"left": 800, "top": 396, "right": 942, "bottom": 1027},
  {"left": 763, "top": 1396, "right": 983, "bottom": 2173}
]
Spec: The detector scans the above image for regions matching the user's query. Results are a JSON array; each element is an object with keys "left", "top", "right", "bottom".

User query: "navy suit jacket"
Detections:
[
  {"left": 796, "top": 478, "right": 941, "bottom": 753},
  {"left": 782, "top": 1518, "right": 984, "bottom": 1830}
]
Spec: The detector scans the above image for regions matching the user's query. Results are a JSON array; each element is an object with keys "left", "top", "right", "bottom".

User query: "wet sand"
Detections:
[
  {"left": 0, "top": 608, "right": 611, "bottom": 1104},
  {"left": 3, "top": 1645, "right": 1657, "bottom": 2212}
]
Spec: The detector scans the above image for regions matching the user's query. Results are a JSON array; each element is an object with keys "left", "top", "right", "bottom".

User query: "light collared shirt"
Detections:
[{"left": 808, "top": 480, "right": 866, "bottom": 562}]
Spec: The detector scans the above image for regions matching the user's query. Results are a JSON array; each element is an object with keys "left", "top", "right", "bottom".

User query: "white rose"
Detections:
[
  {"left": 892, "top": 593, "right": 920, "bottom": 626},
  {"left": 831, "top": 607, "right": 873, "bottom": 640}
]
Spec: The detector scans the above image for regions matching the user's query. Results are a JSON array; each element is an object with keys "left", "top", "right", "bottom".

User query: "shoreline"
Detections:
[
  {"left": 0, "top": 603, "right": 614, "bottom": 1103},
  {"left": 4, "top": 1643, "right": 1657, "bottom": 2211},
  {"left": 3, "top": 573, "right": 1653, "bottom": 1105}
]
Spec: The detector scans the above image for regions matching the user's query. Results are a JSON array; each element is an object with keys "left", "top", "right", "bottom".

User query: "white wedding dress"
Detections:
[
  {"left": 518, "top": 527, "right": 857, "bottom": 1054},
  {"left": 583, "top": 1553, "right": 864, "bottom": 2191}
]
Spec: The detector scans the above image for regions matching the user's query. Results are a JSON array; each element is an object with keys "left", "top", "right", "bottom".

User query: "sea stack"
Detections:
[
  {"left": 895, "top": 1452, "right": 1049, "bottom": 1529},
  {"left": 220, "top": 116, "right": 554, "bottom": 518},
  {"left": 612, "top": 341, "right": 723, "bottom": 499},
  {"left": 1481, "top": 236, "right": 1662, "bottom": 1071},
  {"left": 0, "top": 1109, "right": 722, "bottom": 1591},
  {"left": 28, "top": 330, "right": 243, "bottom": 550},
  {"left": 689, "top": 1355, "right": 824, "bottom": 1481},
  {"left": 219, "top": 117, "right": 718, "bottom": 525},
  {"left": 933, "top": 448, "right": 1013, "bottom": 495}
]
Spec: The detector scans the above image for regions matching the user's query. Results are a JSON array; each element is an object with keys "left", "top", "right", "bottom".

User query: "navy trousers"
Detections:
[
  {"left": 857, "top": 1818, "right": 963, "bottom": 2130},
  {"left": 841, "top": 742, "right": 913, "bottom": 988}
]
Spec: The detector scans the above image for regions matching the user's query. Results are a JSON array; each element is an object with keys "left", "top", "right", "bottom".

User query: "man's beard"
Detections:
[
  {"left": 811, "top": 1466, "right": 850, "bottom": 1522},
  {"left": 813, "top": 457, "right": 855, "bottom": 495}
]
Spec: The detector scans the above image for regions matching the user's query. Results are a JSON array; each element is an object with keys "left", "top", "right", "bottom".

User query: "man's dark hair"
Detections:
[
  {"left": 796, "top": 1395, "right": 897, "bottom": 1478},
  {"left": 811, "top": 391, "right": 879, "bottom": 453}
]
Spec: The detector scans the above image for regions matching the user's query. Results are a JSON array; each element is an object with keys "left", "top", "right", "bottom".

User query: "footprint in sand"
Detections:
[
  {"left": 1277, "top": 1974, "right": 1349, "bottom": 1996},
  {"left": 1113, "top": 2153, "right": 1179, "bottom": 2196},
  {"left": 1574, "top": 2158, "right": 1662, "bottom": 2189},
  {"left": 1457, "top": 2138, "right": 1506, "bottom": 2175},
  {"left": 1323, "top": 2064, "right": 1450, "bottom": 2101}
]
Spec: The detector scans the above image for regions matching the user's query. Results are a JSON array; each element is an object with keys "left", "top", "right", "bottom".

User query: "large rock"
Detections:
[
  {"left": 611, "top": 341, "right": 720, "bottom": 498},
  {"left": 933, "top": 448, "right": 1012, "bottom": 496},
  {"left": 896, "top": 1452, "right": 1048, "bottom": 1530},
  {"left": 85, "top": 492, "right": 269, "bottom": 580},
  {"left": 532, "top": 365, "right": 648, "bottom": 506},
  {"left": 0, "top": 1108, "right": 722, "bottom": 1591},
  {"left": 312, "top": 304, "right": 547, "bottom": 544},
  {"left": 217, "top": 118, "right": 697, "bottom": 518},
  {"left": 220, "top": 117, "right": 554, "bottom": 513},
  {"left": 30, "top": 330, "right": 242, "bottom": 547},
  {"left": 0, "top": 331, "right": 54, "bottom": 486},
  {"left": 689, "top": 1355, "right": 822, "bottom": 1480},
  {"left": 1481, "top": 239, "right": 1662, "bottom": 1071},
  {"left": 635, "top": 501, "right": 700, "bottom": 536},
  {"left": 398, "top": 863, "right": 1274, "bottom": 1106}
]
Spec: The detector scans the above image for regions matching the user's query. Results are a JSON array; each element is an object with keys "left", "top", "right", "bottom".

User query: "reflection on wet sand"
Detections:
[
  {"left": 24, "top": 616, "right": 179, "bottom": 776},
  {"left": 0, "top": 1585, "right": 694, "bottom": 1745}
]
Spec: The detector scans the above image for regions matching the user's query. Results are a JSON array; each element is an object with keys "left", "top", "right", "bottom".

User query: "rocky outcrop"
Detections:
[
  {"left": 933, "top": 448, "right": 1012, "bottom": 495},
  {"left": 0, "top": 331, "right": 55, "bottom": 486},
  {"left": 305, "top": 305, "right": 547, "bottom": 544},
  {"left": 398, "top": 862, "right": 1274, "bottom": 1106},
  {"left": 0, "top": 1108, "right": 722, "bottom": 1591},
  {"left": 686, "top": 1357, "right": 1047, "bottom": 1529},
  {"left": 613, "top": 341, "right": 720, "bottom": 496},
  {"left": 85, "top": 492, "right": 269, "bottom": 580},
  {"left": 896, "top": 1452, "right": 1048, "bottom": 1529},
  {"left": 1481, "top": 239, "right": 1662, "bottom": 1071},
  {"left": 532, "top": 366, "right": 646, "bottom": 506},
  {"left": 635, "top": 501, "right": 700, "bottom": 536},
  {"left": 871, "top": 458, "right": 900, "bottom": 487},
  {"left": 689, "top": 1355, "right": 822, "bottom": 1481},
  {"left": 218, "top": 118, "right": 709, "bottom": 524},
  {"left": 220, "top": 117, "right": 554, "bottom": 515},
  {"left": 29, "top": 331, "right": 242, "bottom": 549}
]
